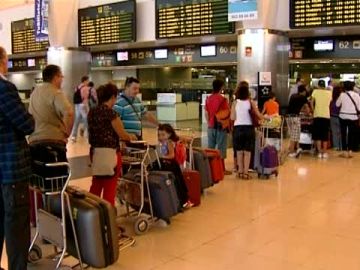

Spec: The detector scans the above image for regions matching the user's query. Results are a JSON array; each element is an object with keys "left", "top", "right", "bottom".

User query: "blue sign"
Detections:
[
  {"left": 34, "top": 0, "right": 49, "bottom": 42},
  {"left": 228, "top": 0, "right": 258, "bottom": 22}
]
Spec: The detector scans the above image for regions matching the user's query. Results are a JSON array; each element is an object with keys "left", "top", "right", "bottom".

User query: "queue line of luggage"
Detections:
[{"left": 118, "top": 139, "right": 225, "bottom": 235}]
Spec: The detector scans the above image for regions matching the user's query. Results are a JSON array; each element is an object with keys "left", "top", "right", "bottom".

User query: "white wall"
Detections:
[
  {"left": 0, "top": 4, "right": 34, "bottom": 53},
  {"left": 7, "top": 72, "right": 42, "bottom": 90}
]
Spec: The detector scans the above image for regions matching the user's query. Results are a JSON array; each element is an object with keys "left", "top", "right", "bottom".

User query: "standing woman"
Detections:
[
  {"left": 336, "top": 81, "right": 360, "bottom": 158},
  {"left": 88, "top": 83, "right": 137, "bottom": 205},
  {"left": 231, "top": 82, "right": 263, "bottom": 180},
  {"left": 329, "top": 85, "right": 343, "bottom": 151}
]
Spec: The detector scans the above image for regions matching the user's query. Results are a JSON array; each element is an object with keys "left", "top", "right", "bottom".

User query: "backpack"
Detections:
[
  {"left": 175, "top": 141, "right": 187, "bottom": 166},
  {"left": 73, "top": 86, "right": 83, "bottom": 104}
]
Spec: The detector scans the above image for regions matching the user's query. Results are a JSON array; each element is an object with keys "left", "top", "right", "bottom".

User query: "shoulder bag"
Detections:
[
  {"left": 249, "top": 100, "right": 261, "bottom": 127},
  {"left": 215, "top": 97, "right": 231, "bottom": 130},
  {"left": 92, "top": 148, "right": 117, "bottom": 177},
  {"left": 121, "top": 94, "right": 143, "bottom": 140}
]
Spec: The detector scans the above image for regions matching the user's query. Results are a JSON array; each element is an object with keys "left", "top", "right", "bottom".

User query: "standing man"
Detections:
[
  {"left": 70, "top": 75, "right": 90, "bottom": 142},
  {"left": 205, "top": 79, "right": 231, "bottom": 174},
  {"left": 28, "top": 65, "right": 74, "bottom": 161},
  {"left": 113, "top": 77, "right": 158, "bottom": 139},
  {"left": 288, "top": 77, "right": 304, "bottom": 102},
  {"left": 0, "top": 46, "right": 35, "bottom": 270},
  {"left": 311, "top": 79, "right": 332, "bottom": 159}
]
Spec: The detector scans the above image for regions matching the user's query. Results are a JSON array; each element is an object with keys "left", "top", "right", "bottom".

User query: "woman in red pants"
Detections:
[{"left": 88, "top": 83, "right": 137, "bottom": 205}]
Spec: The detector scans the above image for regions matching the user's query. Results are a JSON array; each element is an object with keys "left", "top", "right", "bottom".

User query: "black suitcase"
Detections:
[
  {"left": 122, "top": 170, "right": 180, "bottom": 221},
  {"left": 192, "top": 148, "right": 213, "bottom": 190},
  {"left": 49, "top": 186, "right": 119, "bottom": 268}
]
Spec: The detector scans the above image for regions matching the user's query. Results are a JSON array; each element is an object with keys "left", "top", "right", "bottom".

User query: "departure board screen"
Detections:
[
  {"left": 156, "top": 0, "right": 235, "bottom": 39},
  {"left": 11, "top": 19, "right": 49, "bottom": 54},
  {"left": 290, "top": 0, "right": 360, "bottom": 28},
  {"left": 78, "top": 0, "right": 136, "bottom": 46}
]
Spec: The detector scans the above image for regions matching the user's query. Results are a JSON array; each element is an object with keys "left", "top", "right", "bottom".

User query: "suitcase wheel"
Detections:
[
  {"left": 28, "top": 244, "right": 42, "bottom": 263},
  {"left": 134, "top": 216, "right": 149, "bottom": 235}
]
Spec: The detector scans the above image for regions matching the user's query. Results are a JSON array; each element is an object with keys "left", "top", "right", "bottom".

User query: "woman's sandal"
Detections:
[
  {"left": 236, "top": 172, "right": 244, "bottom": 179},
  {"left": 242, "top": 174, "right": 252, "bottom": 180}
]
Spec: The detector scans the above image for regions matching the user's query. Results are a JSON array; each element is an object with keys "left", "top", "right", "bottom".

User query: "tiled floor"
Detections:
[{"left": 3, "top": 126, "right": 360, "bottom": 269}]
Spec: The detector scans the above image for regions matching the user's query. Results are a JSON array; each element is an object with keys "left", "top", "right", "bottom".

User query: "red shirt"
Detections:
[{"left": 205, "top": 94, "right": 229, "bottom": 128}]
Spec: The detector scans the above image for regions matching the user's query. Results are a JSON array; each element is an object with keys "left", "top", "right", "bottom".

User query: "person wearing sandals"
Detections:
[
  {"left": 231, "top": 82, "right": 264, "bottom": 180},
  {"left": 336, "top": 81, "right": 360, "bottom": 158}
]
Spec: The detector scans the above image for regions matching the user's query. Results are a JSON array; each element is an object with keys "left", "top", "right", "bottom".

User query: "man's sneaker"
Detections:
[
  {"left": 288, "top": 152, "right": 297, "bottom": 158},
  {"left": 322, "top": 153, "right": 329, "bottom": 159},
  {"left": 224, "top": 170, "right": 232, "bottom": 175},
  {"left": 70, "top": 137, "right": 76, "bottom": 143},
  {"left": 317, "top": 153, "right": 323, "bottom": 159}
]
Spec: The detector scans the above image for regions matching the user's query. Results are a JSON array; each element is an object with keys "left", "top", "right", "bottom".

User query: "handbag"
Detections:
[
  {"left": 92, "top": 148, "right": 117, "bottom": 177},
  {"left": 249, "top": 100, "right": 261, "bottom": 127},
  {"left": 215, "top": 98, "right": 231, "bottom": 130},
  {"left": 345, "top": 92, "right": 360, "bottom": 125}
]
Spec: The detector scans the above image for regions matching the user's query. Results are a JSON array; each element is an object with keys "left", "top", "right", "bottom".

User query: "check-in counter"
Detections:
[{"left": 156, "top": 93, "right": 200, "bottom": 121}]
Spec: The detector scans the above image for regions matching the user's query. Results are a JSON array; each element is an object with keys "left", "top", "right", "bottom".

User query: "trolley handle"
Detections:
[{"left": 33, "top": 160, "right": 69, "bottom": 168}]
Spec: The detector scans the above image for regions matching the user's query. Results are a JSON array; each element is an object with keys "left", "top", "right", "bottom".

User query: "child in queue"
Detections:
[{"left": 157, "top": 124, "right": 193, "bottom": 209}]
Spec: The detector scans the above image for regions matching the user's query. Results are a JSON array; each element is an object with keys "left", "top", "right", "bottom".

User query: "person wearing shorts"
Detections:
[
  {"left": 231, "top": 82, "right": 263, "bottom": 180},
  {"left": 287, "top": 85, "right": 309, "bottom": 158},
  {"left": 311, "top": 80, "right": 332, "bottom": 159}
]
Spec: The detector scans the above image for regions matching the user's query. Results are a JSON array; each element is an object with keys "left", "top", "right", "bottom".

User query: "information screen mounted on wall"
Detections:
[
  {"left": 78, "top": 0, "right": 136, "bottom": 46},
  {"left": 156, "top": 0, "right": 235, "bottom": 39},
  {"left": 290, "top": 0, "right": 360, "bottom": 29},
  {"left": 11, "top": 18, "right": 49, "bottom": 54}
]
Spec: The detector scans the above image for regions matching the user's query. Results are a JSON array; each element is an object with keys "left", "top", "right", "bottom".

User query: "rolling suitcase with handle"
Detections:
[
  {"left": 48, "top": 186, "right": 119, "bottom": 268},
  {"left": 122, "top": 170, "right": 180, "bottom": 222},
  {"left": 192, "top": 148, "right": 213, "bottom": 190},
  {"left": 202, "top": 148, "right": 224, "bottom": 183},
  {"left": 182, "top": 170, "right": 201, "bottom": 206}
]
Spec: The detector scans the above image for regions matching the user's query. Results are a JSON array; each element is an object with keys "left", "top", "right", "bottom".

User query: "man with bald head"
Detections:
[{"left": 0, "top": 46, "right": 35, "bottom": 269}]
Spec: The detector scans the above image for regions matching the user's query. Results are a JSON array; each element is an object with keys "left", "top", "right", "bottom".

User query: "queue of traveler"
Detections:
[{"left": 287, "top": 78, "right": 360, "bottom": 159}]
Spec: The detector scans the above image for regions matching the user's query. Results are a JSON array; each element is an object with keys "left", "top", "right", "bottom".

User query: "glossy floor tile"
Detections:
[{"left": 3, "top": 127, "right": 360, "bottom": 269}]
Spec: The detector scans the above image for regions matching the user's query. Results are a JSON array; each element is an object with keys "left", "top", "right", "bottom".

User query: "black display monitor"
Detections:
[
  {"left": 200, "top": 45, "right": 217, "bottom": 57},
  {"left": 78, "top": 0, "right": 136, "bottom": 46},
  {"left": 154, "top": 49, "right": 168, "bottom": 59},
  {"left": 313, "top": 40, "right": 334, "bottom": 52},
  {"left": 117, "top": 51, "right": 129, "bottom": 61}
]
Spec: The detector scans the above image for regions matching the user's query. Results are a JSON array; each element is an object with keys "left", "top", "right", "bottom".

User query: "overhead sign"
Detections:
[
  {"left": 290, "top": 0, "right": 360, "bottom": 28},
  {"left": 228, "top": 0, "right": 258, "bottom": 22},
  {"left": 34, "top": 0, "right": 49, "bottom": 42}
]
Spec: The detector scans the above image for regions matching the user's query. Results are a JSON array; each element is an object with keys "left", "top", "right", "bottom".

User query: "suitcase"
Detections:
[
  {"left": 256, "top": 145, "right": 279, "bottom": 179},
  {"left": 202, "top": 148, "right": 224, "bottom": 183},
  {"left": 183, "top": 170, "right": 201, "bottom": 206},
  {"left": 48, "top": 186, "right": 119, "bottom": 268},
  {"left": 192, "top": 148, "right": 213, "bottom": 190},
  {"left": 122, "top": 170, "right": 180, "bottom": 221}
]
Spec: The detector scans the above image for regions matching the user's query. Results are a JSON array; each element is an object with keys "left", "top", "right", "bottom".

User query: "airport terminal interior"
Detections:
[{"left": 1, "top": 0, "right": 360, "bottom": 269}]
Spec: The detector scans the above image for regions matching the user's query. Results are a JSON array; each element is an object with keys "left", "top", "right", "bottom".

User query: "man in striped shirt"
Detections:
[{"left": 113, "top": 77, "right": 158, "bottom": 139}]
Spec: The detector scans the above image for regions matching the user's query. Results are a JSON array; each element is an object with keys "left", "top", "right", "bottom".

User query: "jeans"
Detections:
[
  {"left": 340, "top": 119, "right": 358, "bottom": 152},
  {"left": 330, "top": 116, "right": 342, "bottom": 150},
  {"left": 71, "top": 104, "right": 89, "bottom": 139},
  {"left": 207, "top": 128, "right": 228, "bottom": 159},
  {"left": 0, "top": 181, "right": 30, "bottom": 270}
]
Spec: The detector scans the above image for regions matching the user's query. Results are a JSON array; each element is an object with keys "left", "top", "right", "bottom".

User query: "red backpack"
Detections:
[{"left": 175, "top": 141, "right": 187, "bottom": 166}]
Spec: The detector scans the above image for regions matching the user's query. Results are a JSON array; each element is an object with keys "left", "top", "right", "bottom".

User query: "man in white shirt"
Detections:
[{"left": 288, "top": 77, "right": 304, "bottom": 102}]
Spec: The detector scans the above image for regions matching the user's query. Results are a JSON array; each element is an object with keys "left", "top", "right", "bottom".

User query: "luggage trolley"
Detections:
[
  {"left": 260, "top": 115, "right": 285, "bottom": 164},
  {"left": 28, "top": 162, "right": 83, "bottom": 270},
  {"left": 299, "top": 113, "right": 314, "bottom": 154},
  {"left": 118, "top": 142, "right": 159, "bottom": 235}
]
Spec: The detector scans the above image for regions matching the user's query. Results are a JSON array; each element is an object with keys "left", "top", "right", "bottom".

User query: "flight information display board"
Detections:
[
  {"left": 290, "top": 0, "right": 360, "bottom": 28},
  {"left": 78, "top": 0, "right": 136, "bottom": 46},
  {"left": 11, "top": 19, "right": 49, "bottom": 54},
  {"left": 156, "top": 0, "right": 235, "bottom": 39}
]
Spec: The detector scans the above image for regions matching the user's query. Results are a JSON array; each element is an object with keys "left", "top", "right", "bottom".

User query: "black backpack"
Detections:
[{"left": 73, "top": 86, "right": 83, "bottom": 104}]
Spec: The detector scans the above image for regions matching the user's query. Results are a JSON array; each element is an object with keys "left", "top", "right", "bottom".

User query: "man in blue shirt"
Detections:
[
  {"left": 113, "top": 77, "right": 158, "bottom": 139},
  {"left": 0, "top": 46, "right": 35, "bottom": 270}
]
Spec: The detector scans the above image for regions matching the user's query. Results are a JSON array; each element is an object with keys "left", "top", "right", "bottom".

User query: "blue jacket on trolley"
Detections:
[{"left": 0, "top": 77, "right": 34, "bottom": 184}]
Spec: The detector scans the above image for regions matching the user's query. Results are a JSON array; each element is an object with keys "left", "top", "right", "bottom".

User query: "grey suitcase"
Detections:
[
  {"left": 49, "top": 186, "right": 119, "bottom": 268},
  {"left": 122, "top": 170, "right": 180, "bottom": 222},
  {"left": 192, "top": 148, "right": 213, "bottom": 190}
]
